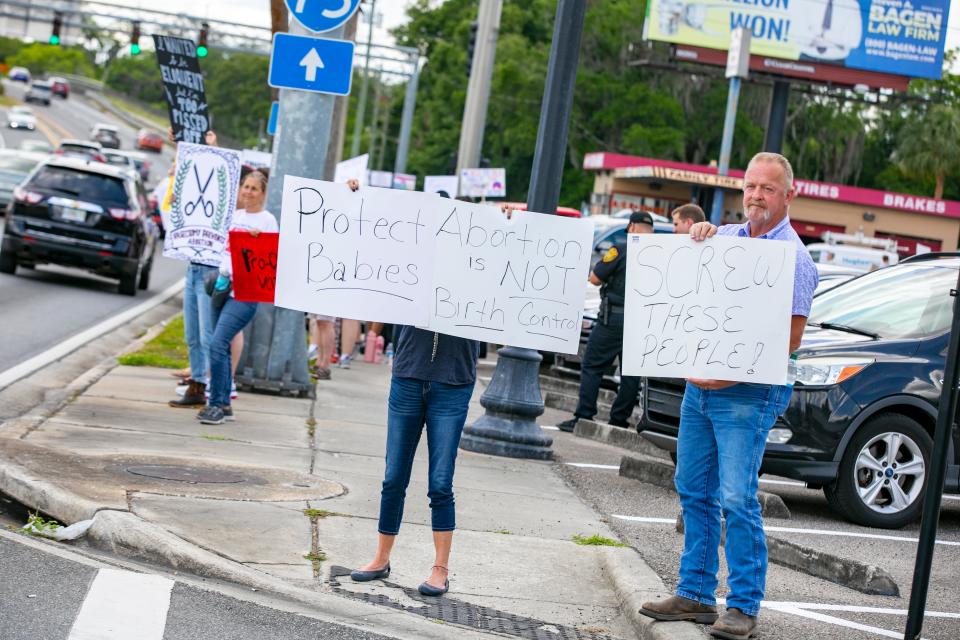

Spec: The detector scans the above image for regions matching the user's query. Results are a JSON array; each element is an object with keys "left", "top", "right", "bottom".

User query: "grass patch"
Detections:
[
  {"left": 572, "top": 534, "right": 626, "bottom": 547},
  {"left": 494, "top": 529, "right": 512, "bottom": 535},
  {"left": 106, "top": 95, "right": 168, "bottom": 128},
  {"left": 304, "top": 552, "right": 327, "bottom": 562},
  {"left": 303, "top": 508, "right": 336, "bottom": 519},
  {"left": 0, "top": 95, "right": 19, "bottom": 107},
  {"left": 199, "top": 434, "right": 228, "bottom": 442},
  {"left": 117, "top": 316, "right": 189, "bottom": 369}
]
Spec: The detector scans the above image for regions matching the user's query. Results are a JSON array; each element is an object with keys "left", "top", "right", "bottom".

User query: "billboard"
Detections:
[{"left": 644, "top": 0, "right": 950, "bottom": 80}]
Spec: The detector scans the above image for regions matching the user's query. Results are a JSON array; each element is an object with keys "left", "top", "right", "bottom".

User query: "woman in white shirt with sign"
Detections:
[{"left": 197, "top": 171, "right": 278, "bottom": 425}]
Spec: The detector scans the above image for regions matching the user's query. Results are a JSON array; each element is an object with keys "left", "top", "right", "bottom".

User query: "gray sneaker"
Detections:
[{"left": 197, "top": 405, "right": 225, "bottom": 425}]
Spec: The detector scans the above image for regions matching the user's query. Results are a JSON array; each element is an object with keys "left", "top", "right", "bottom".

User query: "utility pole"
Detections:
[
  {"left": 709, "top": 28, "right": 750, "bottom": 225},
  {"left": 350, "top": 0, "right": 376, "bottom": 158},
  {"left": 456, "top": 0, "right": 502, "bottom": 175},
  {"left": 393, "top": 52, "right": 420, "bottom": 175},
  {"left": 324, "top": 12, "right": 360, "bottom": 180},
  {"left": 459, "top": 0, "right": 588, "bottom": 460},
  {"left": 368, "top": 69, "right": 383, "bottom": 168},
  {"left": 235, "top": 15, "right": 351, "bottom": 396}
]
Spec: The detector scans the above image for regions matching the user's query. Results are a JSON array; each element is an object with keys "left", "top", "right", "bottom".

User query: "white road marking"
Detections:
[
  {"left": 765, "top": 604, "right": 909, "bottom": 639},
  {"left": 0, "top": 279, "right": 184, "bottom": 391},
  {"left": 565, "top": 463, "right": 620, "bottom": 470},
  {"left": 68, "top": 569, "right": 173, "bottom": 640},
  {"left": 611, "top": 515, "right": 960, "bottom": 546},
  {"left": 758, "top": 600, "right": 960, "bottom": 619}
]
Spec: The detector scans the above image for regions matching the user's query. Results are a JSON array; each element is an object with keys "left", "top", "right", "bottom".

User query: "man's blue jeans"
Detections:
[
  {"left": 378, "top": 377, "right": 475, "bottom": 535},
  {"left": 674, "top": 382, "right": 791, "bottom": 617},
  {"left": 208, "top": 298, "right": 258, "bottom": 407},
  {"left": 183, "top": 263, "right": 217, "bottom": 385}
]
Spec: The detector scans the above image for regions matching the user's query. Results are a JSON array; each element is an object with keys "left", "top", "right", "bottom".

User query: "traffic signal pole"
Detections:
[{"left": 234, "top": 16, "right": 350, "bottom": 397}]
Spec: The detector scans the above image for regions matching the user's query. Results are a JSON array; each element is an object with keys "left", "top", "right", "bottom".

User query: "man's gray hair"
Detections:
[{"left": 747, "top": 152, "right": 794, "bottom": 190}]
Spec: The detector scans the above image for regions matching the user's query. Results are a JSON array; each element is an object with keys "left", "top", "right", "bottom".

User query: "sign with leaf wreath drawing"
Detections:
[{"left": 160, "top": 143, "right": 242, "bottom": 266}]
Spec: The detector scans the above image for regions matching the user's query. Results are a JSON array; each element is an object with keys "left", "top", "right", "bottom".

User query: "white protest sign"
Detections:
[
  {"left": 622, "top": 234, "right": 796, "bottom": 384},
  {"left": 459, "top": 168, "right": 506, "bottom": 198},
  {"left": 425, "top": 175, "right": 459, "bottom": 197},
  {"left": 333, "top": 153, "right": 369, "bottom": 186},
  {"left": 368, "top": 170, "right": 393, "bottom": 188},
  {"left": 241, "top": 148, "right": 272, "bottom": 168},
  {"left": 275, "top": 176, "right": 436, "bottom": 325},
  {"left": 392, "top": 173, "right": 416, "bottom": 190},
  {"left": 161, "top": 143, "right": 242, "bottom": 266},
  {"left": 428, "top": 202, "right": 593, "bottom": 354}
]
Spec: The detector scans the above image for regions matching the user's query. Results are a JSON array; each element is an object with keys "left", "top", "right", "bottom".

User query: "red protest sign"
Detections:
[{"left": 229, "top": 231, "right": 279, "bottom": 303}]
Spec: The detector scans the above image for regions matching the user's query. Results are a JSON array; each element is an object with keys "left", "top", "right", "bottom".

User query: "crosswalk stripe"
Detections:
[{"left": 68, "top": 569, "right": 174, "bottom": 640}]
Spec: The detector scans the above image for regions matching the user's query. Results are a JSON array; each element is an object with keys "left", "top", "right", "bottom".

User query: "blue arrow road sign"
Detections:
[
  {"left": 267, "top": 101, "right": 279, "bottom": 135},
  {"left": 285, "top": 0, "right": 360, "bottom": 34},
  {"left": 268, "top": 33, "right": 354, "bottom": 96}
]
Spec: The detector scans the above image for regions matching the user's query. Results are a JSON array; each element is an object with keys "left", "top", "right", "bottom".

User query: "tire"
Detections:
[
  {"left": 0, "top": 249, "right": 16, "bottom": 274},
  {"left": 138, "top": 258, "right": 152, "bottom": 290},
  {"left": 118, "top": 269, "right": 138, "bottom": 296},
  {"left": 831, "top": 413, "right": 932, "bottom": 529}
]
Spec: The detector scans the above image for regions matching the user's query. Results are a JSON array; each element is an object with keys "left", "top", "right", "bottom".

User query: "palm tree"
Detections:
[{"left": 895, "top": 105, "right": 960, "bottom": 200}]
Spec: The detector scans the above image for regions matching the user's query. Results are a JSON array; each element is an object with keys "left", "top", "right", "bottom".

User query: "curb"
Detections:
[
  {"left": 574, "top": 420, "right": 669, "bottom": 459},
  {"left": 766, "top": 536, "right": 899, "bottom": 596},
  {"left": 598, "top": 546, "right": 708, "bottom": 640},
  {"left": 619, "top": 454, "right": 791, "bottom": 519}
]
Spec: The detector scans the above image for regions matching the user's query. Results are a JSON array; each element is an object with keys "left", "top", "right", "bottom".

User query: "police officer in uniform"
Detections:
[{"left": 558, "top": 211, "right": 654, "bottom": 432}]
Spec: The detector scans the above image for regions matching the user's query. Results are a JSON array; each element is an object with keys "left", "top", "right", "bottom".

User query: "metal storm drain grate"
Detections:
[
  {"left": 124, "top": 465, "right": 248, "bottom": 484},
  {"left": 328, "top": 566, "right": 621, "bottom": 640}
]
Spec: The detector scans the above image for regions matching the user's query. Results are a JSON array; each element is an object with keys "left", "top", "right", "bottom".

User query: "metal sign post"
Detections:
[
  {"left": 709, "top": 27, "right": 750, "bottom": 226},
  {"left": 904, "top": 274, "right": 960, "bottom": 638}
]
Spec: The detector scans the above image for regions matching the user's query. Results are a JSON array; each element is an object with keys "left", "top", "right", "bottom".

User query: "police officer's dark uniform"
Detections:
[{"left": 558, "top": 211, "right": 653, "bottom": 432}]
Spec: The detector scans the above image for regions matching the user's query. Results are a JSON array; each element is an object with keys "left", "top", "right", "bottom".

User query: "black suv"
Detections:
[
  {"left": 640, "top": 254, "right": 960, "bottom": 529},
  {"left": 0, "top": 157, "right": 157, "bottom": 295}
]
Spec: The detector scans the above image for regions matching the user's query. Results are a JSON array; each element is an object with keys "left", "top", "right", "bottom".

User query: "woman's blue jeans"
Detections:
[
  {"left": 208, "top": 298, "right": 257, "bottom": 407},
  {"left": 183, "top": 263, "right": 217, "bottom": 384},
  {"left": 378, "top": 377, "right": 475, "bottom": 535},
  {"left": 674, "top": 382, "right": 791, "bottom": 617}
]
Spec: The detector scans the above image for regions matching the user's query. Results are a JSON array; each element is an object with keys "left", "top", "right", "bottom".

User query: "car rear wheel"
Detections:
[
  {"left": 118, "top": 266, "right": 139, "bottom": 296},
  {"left": 138, "top": 258, "right": 152, "bottom": 290},
  {"left": 0, "top": 249, "right": 16, "bottom": 274},
  {"left": 828, "top": 413, "right": 931, "bottom": 529}
]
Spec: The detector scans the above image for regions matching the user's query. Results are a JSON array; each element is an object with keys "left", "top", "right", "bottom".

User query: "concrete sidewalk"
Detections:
[{"left": 0, "top": 329, "right": 704, "bottom": 640}]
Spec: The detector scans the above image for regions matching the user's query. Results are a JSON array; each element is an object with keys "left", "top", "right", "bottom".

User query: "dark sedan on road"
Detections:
[
  {"left": 639, "top": 253, "right": 960, "bottom": 529},
  {"left": 0, "top": 156, "right": 157, "bottom": 295}
]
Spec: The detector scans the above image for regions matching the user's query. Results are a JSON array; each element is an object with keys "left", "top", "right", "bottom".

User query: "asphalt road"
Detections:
[
  {"left": 0, "top": 80, "right": 185, "bottom": 372},
  {"left": 542, "top": 404, "right": 960, "bottom": 640},
  {"left": 0, "top": 531, "right": 395, "bottom": 640}
]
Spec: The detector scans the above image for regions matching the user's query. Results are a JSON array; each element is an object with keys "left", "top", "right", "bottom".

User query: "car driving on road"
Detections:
[
  {"left": 0, "top": 156, "right": 157, "bottom": 295},
  {"left": 90, "top": 123, "right": 121, "bottom": 149},
  {"left": 24, "top": 80, "right": 53, "bottom": 106},
  {"left": 0, "top": 149, "right": 46, "bottom": 212},
  {"left": 6, "top": 106, "right": 36, "bottom": 131}
]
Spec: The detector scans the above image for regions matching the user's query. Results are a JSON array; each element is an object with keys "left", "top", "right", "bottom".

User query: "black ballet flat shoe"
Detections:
[
  {"left": 418, "top": 578, "right": 449, "bottom": 597},
  {"left": 350, "top": 563, "right": 390, "bottom": 582}
]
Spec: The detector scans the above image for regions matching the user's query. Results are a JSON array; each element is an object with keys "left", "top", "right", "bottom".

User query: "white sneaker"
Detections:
[
  {"left": 175, "top": 383, "right": 188, "bottom": 396},
  {"left": 230, "top": 382, "right": 238, "bottom": 399},
  {"left": 338, "top": 354, "right": 351, "bottom": 369},
  {"left": 307, "top": 344, "right": 318, "bottom": 359}
]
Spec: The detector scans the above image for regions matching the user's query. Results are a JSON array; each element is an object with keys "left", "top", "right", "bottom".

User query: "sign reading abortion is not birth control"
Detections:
[
  {"left": 161, "top": 143, "right": 242, "bottom": 267},
  {"left": 622, "top": 234, "right": 796, "bottom": 385},
  {"left": 274, "top": 177, "right": 592, "bottom": 354}
]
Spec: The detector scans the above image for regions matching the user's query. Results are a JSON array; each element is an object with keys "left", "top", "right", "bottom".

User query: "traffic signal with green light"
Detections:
[
  {"left": 130, "top": 21, "right": 141, "bottom": 55},
  {"left": 49, "top": 12, "right": 62, "bottom": 45},
  {"left": 197, "top": 22, "right": 209, "bottom": 58}
]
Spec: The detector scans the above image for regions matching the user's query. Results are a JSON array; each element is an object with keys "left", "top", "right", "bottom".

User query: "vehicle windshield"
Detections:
[
  {"left": 30, "top": 83, "right": 51, "bottom": 91},
  {"left": 11, "top": 107, "right": 32, "bottom": 115},
  {"left": 30, "top": 166, "right": 129, "bottom": 204},
  {"left": 810, "top": 263, "right": 957, "bottom": 339}
]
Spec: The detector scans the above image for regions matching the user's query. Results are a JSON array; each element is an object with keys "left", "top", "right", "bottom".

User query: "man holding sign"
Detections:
[{"left": 640, "top": 153, "right": 817, "bottom": 640}]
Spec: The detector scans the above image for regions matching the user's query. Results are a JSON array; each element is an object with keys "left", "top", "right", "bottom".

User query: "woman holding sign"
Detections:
[
  {"left": 196, "top": 171, "right": 279, "bottom": 425},
  {"left": 349, "top": 182, "right": 481, "bottom": 597}
]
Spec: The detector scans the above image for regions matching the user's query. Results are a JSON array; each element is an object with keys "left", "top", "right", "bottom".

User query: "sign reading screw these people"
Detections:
[
  {"left": 275, "top": 176, "right": 437, "bottom": 326},
  {"left": 622, "top": 234, "right": 796, "bottom": 384},
  {"left": 160, "top": 143, "right": 242, "bottom": 266},
  {"left": 153, "top": 34, "right": 210, "bottom": 144},
  {"left": 430, "top": 201, "right": 592, "bottom": 354}
]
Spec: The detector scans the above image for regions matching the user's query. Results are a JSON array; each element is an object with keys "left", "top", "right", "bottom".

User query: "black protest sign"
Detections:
[{"left": 153, "top": 34, "right": 210, "bottom": 144}]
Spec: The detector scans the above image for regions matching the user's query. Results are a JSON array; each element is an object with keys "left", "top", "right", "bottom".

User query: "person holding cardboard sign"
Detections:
[{"left": 640, "top": 153, "right": 817, "bottom": 640}]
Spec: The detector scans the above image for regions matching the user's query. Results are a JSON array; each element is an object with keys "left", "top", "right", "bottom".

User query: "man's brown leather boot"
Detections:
[
  {"left": 168, "top": 380, "right": 206, "bottom": 408},
  {"left": 709, "top": 608, "right": 758, "bottom": 639},
  {"left": 639, "top": 595, "right": 719, "bottom": 624}
]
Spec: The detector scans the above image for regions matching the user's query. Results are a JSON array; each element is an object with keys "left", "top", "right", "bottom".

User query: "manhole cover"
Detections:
[{"left": 125, "top": 465, "right": 248, "bottom": 484}]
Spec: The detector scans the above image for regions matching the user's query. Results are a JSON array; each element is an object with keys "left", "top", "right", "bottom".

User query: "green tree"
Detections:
[
  {"left": 895, "top": 104, "right": 960, "bottom": 199},
  {"left": 7, "top": 43, "right": 94, "bottom": 77}
]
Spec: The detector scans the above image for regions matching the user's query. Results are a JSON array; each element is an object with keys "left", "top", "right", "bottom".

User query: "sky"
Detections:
[{"left": 108, "top": 0, "right": 960, "bottom": 70}]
